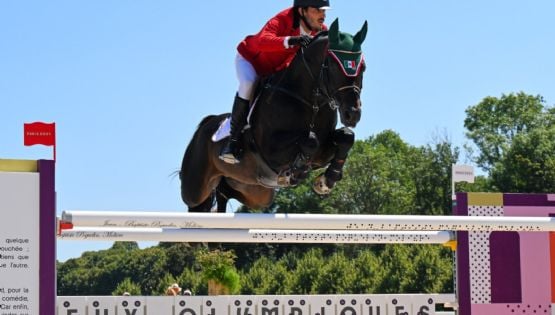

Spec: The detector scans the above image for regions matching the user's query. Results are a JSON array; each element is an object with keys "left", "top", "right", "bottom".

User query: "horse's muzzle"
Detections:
[{"left": 340, "top": 104, "right": 361, "bottom": 128}]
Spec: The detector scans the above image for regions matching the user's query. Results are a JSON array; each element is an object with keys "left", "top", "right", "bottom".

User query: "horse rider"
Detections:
[{"left": 219, "top": 0, "right": 331, "bottom": 164}]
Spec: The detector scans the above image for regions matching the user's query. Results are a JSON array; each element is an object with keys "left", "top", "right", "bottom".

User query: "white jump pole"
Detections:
[
  {"left": 58, "top": 227, "right": 454, "bottom": 244},
  {"left": 62, "top": 210, "right": 555, "bottom": 232}
]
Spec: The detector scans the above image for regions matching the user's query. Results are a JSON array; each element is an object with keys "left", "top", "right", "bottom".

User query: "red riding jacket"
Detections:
[{"left": 237, "top": 7, "right": 327, "bottom": 76}]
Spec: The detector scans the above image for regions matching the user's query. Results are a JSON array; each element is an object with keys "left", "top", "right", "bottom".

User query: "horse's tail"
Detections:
[{"left": 180, "top": 114, "right": 227, "bottom": 209}]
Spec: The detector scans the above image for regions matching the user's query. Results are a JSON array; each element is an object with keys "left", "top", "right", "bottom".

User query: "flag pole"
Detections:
[
  {"left": 451, "top": 167, "right": 456, "bottom": 200},
  {"left": 452, "top": 164, "right": 475, "bottom": 200},
  {"left": 53, "top": 122, "right": 56, "bottom": 162}
]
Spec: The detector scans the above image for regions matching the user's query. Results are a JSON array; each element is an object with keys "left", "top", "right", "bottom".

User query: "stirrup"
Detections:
[
  {"left": 219, "top": 152, "right": 240, "bottom": 164},
  {"left": 219, "top": 137, "right": 241, "bottom": 164}
]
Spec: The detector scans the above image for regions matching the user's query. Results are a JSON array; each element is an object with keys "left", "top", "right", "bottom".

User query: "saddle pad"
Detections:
[
  {"left": 211, "top": 117, "right": 231, "bottom": 142},
  {"left": 212, "top": 99, "right": 258, "bottom": 142}
]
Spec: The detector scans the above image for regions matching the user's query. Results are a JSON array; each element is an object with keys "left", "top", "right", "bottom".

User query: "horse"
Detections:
[{"left": 180, "top": 18, "right": 367, "bottom": 213}]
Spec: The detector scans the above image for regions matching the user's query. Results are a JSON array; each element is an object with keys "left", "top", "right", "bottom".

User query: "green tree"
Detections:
[
  {"left": 287, "top": 248, "right": 325, "bottom": 294},
  {"left": 464, "top": 92, "right": 549, "bottom": 171},
  {"left": 241, "top": 256, "right": 290, "bottom": 294},
  {"left": 412, "top": 140, "right": 459, "bottom": 215},
  {"left": 351, "top": 250, "right": 383, "bottom": 293},
  {"left": 464, "top": 92, "right": 554, "bottom": 191},
  {"left": 157, "top": 242, "right": 200, "bottom": 276},
  {"left": 57, "top": 241, "right": 142, "bottom": 295},
  {"left": 177, "top": 267, "right": 204, "bottom": 295},
  {"left": 313, "top": 130, "right": 458, "bottom": 216},
  {"left": 156, "top": 273, "right": 179, "bottom": 295},
  {"left": 376, "top": 245, "right": 452, "bottom": 293},
  {"left": 491, "top": 126, "right": 555, "bottom": 192},
  {"left": 313, "top": 251, "right": 356, "bottom": 293},
  {"left": 408, "top": 246, "right": 453, "bottom": 293},
  {"left": 122, "top": 247, "right": 169, "bottom": 294},
  {"left": 112, "top": 277, "right": 142, "bottom": 296}
]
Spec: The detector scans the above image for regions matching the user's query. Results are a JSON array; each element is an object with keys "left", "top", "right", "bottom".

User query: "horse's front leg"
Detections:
[{"left": 313, "top": 127, "right": 355, "bottom": 195}]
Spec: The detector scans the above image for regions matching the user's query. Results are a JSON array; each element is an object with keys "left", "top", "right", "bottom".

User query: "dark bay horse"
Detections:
[{"left": 180, "top": 19, "right": 367, "bottom": 212}]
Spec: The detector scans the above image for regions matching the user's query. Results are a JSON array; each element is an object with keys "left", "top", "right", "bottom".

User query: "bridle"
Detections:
[
  {"left": 264, "top": 36, "right": 363, "bottom": 129},
  {"left": 321, "top": 54, "right": 363, "bottom": 105}
]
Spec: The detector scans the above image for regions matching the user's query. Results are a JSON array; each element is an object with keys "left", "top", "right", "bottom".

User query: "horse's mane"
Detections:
[
  {"left": 305, "top": 31, "right": 329, "bottom": 50},
  {"left": 313, "top": 30, "right": 329, "bottom": 41},
  {"left": 286, "top": 31, "right": 330, "bottom": 72}
]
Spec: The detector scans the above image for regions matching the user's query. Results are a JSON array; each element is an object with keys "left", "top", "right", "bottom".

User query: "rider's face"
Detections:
[{"left": 300, "top": 7, "right": 326, "bottom": 31}]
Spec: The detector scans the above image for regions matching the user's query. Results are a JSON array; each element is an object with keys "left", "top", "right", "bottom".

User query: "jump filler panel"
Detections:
[{"left": 455, "top": 193, "right": 555, "bottom": 315}]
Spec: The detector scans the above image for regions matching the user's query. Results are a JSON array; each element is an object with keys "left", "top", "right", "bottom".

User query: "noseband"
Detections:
[
  {"left": 301, "top": 45, "right": 364, "bottom": 110},
  {"left": 263, "top": 40, "right": 363, "bottom": 129}
]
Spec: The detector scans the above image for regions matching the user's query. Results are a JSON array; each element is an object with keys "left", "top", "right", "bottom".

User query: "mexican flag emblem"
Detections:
[
  {"left": 344, "top": 60, "right": 356, "bottom": 69},
  {"left": 329, "top": 49, "right": 364, "bottom": 77}
]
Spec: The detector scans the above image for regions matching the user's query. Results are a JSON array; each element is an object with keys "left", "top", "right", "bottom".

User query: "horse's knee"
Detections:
[
  {"left": 334, "top": 127, "right": 355, "bottom": 147},
  {"left": 333, "top": 127, "right": 355, "bottom": 160},
  {"left": 322, "top": 127, "right": 355, "bottom": 187},
  {"left": 299, "top": 131, "right": 320, "bottom": 157}
]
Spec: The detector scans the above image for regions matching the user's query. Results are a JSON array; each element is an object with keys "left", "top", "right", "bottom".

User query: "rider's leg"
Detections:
[
  {"left": 219, "top": 94, "right": 250, "bottom": 164},
  {"left": 219, "top": 53, "right": 258, "bottom": 164}
]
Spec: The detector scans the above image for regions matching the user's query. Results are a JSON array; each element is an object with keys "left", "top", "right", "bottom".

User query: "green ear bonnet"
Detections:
[{"left": 327, "top": 19, "right": 368, "bottom": 77}]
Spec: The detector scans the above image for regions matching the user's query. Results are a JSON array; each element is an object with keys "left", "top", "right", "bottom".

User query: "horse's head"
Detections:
[{"left": 326, "top": 18, "right": 367, "bottom": 128}]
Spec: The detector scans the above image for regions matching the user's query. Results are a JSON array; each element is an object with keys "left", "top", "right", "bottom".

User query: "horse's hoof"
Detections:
[{"left": 313, "top": 175, "right": 332, "bottom": 195}]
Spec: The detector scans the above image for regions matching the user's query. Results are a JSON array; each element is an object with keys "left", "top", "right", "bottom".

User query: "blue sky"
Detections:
[{"left": 1, "top": 1, "right": 554, "bottom": 261}]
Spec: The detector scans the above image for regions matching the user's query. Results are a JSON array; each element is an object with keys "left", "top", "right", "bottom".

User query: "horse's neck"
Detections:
[{"left": 277, "top": 38, "right": 328, "bottom": 91}]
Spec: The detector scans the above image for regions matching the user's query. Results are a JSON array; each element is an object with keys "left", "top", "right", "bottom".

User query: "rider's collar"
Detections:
[
  {"left": 328, "top": 49, "right": 364, "bottom": 77},
  {"left": 300, "top": 25, "right": 311, "bottom": 36}
]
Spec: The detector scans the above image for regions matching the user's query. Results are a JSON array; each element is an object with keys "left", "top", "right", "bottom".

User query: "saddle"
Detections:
[{"left": 212, "top": 77, "right": 319, "bottom": 188}]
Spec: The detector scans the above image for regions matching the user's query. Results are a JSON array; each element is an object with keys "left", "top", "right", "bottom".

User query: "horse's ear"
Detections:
[
  {"left": 329, "top": 18, "right": 339, "bottom": 44},
  {"left": 353, "top": 20, "right": 368, "bottom": 45}
]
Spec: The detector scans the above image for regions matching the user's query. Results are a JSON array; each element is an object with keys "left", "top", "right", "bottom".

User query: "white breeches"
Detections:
[{"left": 235, "top": 53, "right": 259, "bottom": 101}]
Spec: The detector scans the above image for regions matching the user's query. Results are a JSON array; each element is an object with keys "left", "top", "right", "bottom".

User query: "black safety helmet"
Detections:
[{"left": 294, "top": 0, "right": 331, "bottom": 9}]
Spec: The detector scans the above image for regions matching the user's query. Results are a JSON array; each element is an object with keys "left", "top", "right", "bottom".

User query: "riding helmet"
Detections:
[{"left": 294, "top": 0, "right": 331, "bottom": 9}]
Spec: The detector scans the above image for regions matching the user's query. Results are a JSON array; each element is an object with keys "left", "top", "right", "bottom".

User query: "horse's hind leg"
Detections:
[
  {"left": 215, "top": 190, "right": 229, "bottom": 213},
  {"left": 188, "top": 192, "right": 222, "bottom": 249},
  {"left": 188, "top": 192, "right": 215, "bottom": 212},
  {"left": 214, "top": 179, "right": 235, "bottom": 213},
  {"left": 314, "top": 127, "right": 355, "bottom": 195},
  {"left": 214, "top": 179, "right": 246, "bottom": 212}
]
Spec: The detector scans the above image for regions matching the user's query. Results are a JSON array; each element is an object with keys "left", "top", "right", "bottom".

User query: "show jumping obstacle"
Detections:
[
  {"left": 59, "top": 227, "right": 455, "bottom": 244},
  {"left": 61, "top": 210, "right": 555, "bottom": 231},
  {"left": 2, "top": 159, "right": 555, "bottom": 315}
]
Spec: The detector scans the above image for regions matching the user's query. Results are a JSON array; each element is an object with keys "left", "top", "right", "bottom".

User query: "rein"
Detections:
[{"left": 264, "top": 42, "right": 361, "bottom": 129}]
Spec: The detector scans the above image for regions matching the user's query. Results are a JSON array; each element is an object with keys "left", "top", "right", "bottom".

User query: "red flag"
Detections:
[{"left": 24, "top": 122, "right": 56, "bottom": 146}]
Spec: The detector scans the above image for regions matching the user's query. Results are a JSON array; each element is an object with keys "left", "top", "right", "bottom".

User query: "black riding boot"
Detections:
[{"left": 219, "top": 94, "right": 250, "bottom": 164}]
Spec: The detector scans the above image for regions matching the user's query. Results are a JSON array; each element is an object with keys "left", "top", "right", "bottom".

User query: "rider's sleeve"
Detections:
[
  {"left": 256, "top": 15, "right": 294, "bottom": 52},
  {"left": 284, "top": 36, "right": 292, "bottom": 49}
]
